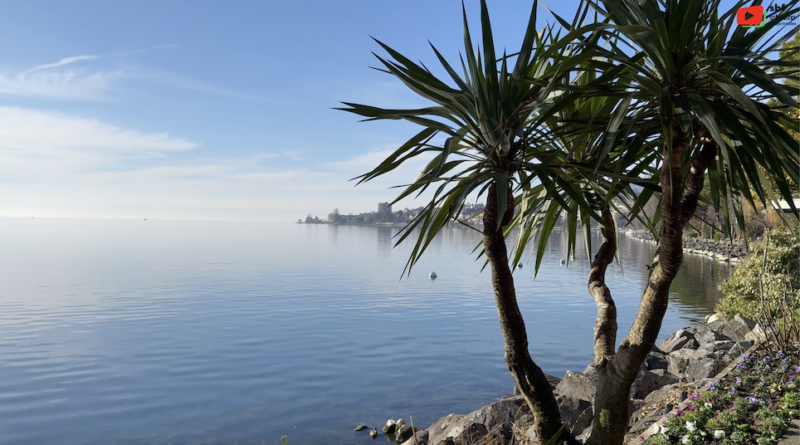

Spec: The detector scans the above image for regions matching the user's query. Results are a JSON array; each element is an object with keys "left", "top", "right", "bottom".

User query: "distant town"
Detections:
[{"left": 298, "top": 202, "right": 486, "bottom": 226}]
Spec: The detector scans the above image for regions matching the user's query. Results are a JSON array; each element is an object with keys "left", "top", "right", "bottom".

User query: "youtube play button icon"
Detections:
[{"left": 737, "top": 5, "right": 764, "bottom": 26}]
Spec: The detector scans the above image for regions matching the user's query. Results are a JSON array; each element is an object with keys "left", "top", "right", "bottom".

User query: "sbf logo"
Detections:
[{"left": 738, "top": 5, "right": 765, "bottom": 27}]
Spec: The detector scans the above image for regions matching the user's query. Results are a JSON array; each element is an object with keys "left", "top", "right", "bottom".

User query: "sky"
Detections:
[{"left": 0, "top": 0, "right": 755, "bottom": 221}]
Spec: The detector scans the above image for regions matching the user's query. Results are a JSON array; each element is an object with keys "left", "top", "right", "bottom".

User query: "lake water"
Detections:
[{"left": 0, "top": 218, "right": 732, "bottom": 445}]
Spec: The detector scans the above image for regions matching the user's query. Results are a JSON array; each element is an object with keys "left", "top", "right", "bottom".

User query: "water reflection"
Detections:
[{"left": 0, "top": 219, "right": 733, "bottom": 445}]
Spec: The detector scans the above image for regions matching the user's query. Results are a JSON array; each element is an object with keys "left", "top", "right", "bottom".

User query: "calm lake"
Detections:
[{"left": 0, "top": 218, "right": 732, "bottom": 445}]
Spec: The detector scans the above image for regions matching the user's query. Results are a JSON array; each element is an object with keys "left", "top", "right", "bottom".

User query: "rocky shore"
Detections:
[
  {"left": 376, "top": 315, "right": 766, "bottom": 445},
  {"left": 624, "top": 230, "right": 751, "bottom": 263}
]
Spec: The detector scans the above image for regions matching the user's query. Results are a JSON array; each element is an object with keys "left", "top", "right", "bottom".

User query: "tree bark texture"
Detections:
[
  {"left": 588, "top": 205, "right": 618, "bottom": 366},
  {"left": 483, "top": 182, "right": 572, "bottom": 444}
]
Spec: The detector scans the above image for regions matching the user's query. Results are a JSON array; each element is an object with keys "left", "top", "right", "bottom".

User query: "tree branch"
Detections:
[{"left": 588, "top": 205, "right": 618, "bottom": 365}]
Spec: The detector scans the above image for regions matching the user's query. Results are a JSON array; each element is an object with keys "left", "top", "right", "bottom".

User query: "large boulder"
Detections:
[
  {"left": 426, "top": 414, "right": 463, "bottom": 445},
  {"left": 745, "top": 324, "right": 767, "bottom": 343},
  {"left": 555, "top": 371, "right": 596, "bottom": 402},
  {"left": 657, "top": 329, "right": 699, "bottom": 353},
  {"left": 666, "top": 348, "right": 714, "bottom": 377},
  {"left": 684, "top": 356, "right": 722, "bottom": 382},
  {"left": 631, "top": 369, "right": 680, "bottom": 399},
  {"left": 643, "top": 348, "right": 669, "bottom": 371},
  {"left": 426, "top": 396, "right": 528, "bottom": 445},
  {"left": 723, "top": 340, "right": 754, "bottom": 362},
  {"left": 400, "top": 430, "right": 428, "bottom": 445},
  {"left": 552, "top": 371, "right": 596, "bottom": 437},
  {"left": 698, "top": 340, "right": 735, "bottom": 355},
  {"left": 684, "top": 321, "right": 732, "bottom": 346},
  {"left": 720, "top": 314, "right": 757, "bottom": 342},
  {"left": 555, "top": 394, "right": 593, "bottom": 436},
  {"left": 395, "top": 425, "right": 415, "bottom": 443}
]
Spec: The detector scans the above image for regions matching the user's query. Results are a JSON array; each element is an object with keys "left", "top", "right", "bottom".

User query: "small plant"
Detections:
[
  {"left": 781, "top": 390, "right": 799, "bottom": 410},
  {"left": 278, "top": 435, "right": 289, "bottom": 445}
]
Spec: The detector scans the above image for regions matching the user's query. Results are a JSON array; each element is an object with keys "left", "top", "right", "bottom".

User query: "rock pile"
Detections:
[
  {"left": 625, "top": 231, "right": 750, "bottom": 261},
  {"left": 403, "top": 314, "right": 765, "bottom": 445}
]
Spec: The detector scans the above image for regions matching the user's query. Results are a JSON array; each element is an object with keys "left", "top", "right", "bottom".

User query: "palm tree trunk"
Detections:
[
  {"left": 483, "top": 183, "right": 572, "bottom": 444},
  {"left": 588, "top": 126, "right": 718, "bottom": 445},
  {"left": 588, "top": 205, "right": 618, "bottom": 366}
]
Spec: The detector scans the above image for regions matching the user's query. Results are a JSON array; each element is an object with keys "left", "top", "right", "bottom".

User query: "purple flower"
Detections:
[
  {"left": 731, "top": 387, "right": 737, "bottom": 394},
  {"left": 764, "top": 356, "right": 771, "bottom": 362},
  {"left": 760, "top": 400, "right": 766, "bottom": 406},
  {"left": 795, "top": 365, "right": 800, "bottom": 372},
  {"left": 735, "top": 379, "right": 741, "bottom": 385},
  {"left": 777, "top": 351, "right": 785, "bottom": 357}
]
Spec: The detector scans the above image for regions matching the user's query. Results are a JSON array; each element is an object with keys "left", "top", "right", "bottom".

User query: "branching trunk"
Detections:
[
  {"left": 589, "top": 125, "right": 689, "bottom": 445},
  {"left": 588, "top": 206, "right": 618, "bottom": 366},
  {"left": 483, "top": 183, "right": 574, "bottom": 444},
  {"left": 587, "top": 126, "right": 719, "bottom": 445}
]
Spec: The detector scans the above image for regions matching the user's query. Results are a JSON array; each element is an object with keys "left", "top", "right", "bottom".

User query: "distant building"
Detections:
[{"left": 378, "top": 202, "right": 392, "bottom": 214}]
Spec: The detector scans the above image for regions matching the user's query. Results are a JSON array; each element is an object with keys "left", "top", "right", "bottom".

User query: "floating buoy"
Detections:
[
  {"left": 560, "top": 259, "right": 566, "bottom": 265},
  {"left": 429, "top": 271, "right": 437, "bottom": 280},
  {"left": 517, "top": 264, "right": 523, "bottom": 269}
]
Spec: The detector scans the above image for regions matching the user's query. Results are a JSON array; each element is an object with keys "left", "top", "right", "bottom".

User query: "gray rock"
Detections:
[
  {"left": 629, "top": 408, "right": 663, "bottom": 434},
  {"left": 694, "top": 329, "right": 730, "bottom": 346},
  {"left": 631, "top": 369, "right": 680, "bottom": 399},
  {"left": 657, "top": 329, "right": 699, "bottom": 353},
  {"left": 400, "top": 430, "right": 428, "bottom": 445},
  {"left": 355, "top": 424, "right": 368, "bottom": 431},
  {"left": 556, "top": 394, "right": 593, "bottom": 436},
  {"left": 426, "top": 414, "right": 463, "bottom": 445},
  {"left": 745, "top": 324, "right": 767, "bottom": 343},
  {"left": 684, "top": 356, "right": 722, "bottom": 382},
  {"left": 395, "top": 425, "right": 414, "bottom": 443},
  {"left": 723, "top": 340, "right": 754, "bottom": 362},
  {"left": 644, "top": 349, "right": 669, "bottom": 371},
  {"left": 666, "top": 348, "right": 713, "bottom": 377},
  {"left": 720, "top": 314, "right": 756, "bottom": 342},
  {"left": 383, "top": 419, "right": 397, "bottom": 434},
  {"left": 555, "top": 371, "right": 596, "bottom": 402},
  {"left": 426, "top": 396, "right": 528, "bottom": 445},
  {"left": 698, "top": 340, "right": 735, "bottom": 354},
  {"left": 576, "top": 424, "right": 593, "bottom": 443}
]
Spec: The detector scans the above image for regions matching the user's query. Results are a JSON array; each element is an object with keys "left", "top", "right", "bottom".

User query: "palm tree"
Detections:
[
  {"left": 337, "top": 1, "right": 619, "bottom": 441},
  {"left": 546, "top": 1, "right": 800, "bottom": 443}
]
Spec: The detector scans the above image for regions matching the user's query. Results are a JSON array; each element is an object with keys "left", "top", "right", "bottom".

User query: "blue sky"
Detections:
[{"left": 0, "top": 0, "right": 750, "bottom": 221}]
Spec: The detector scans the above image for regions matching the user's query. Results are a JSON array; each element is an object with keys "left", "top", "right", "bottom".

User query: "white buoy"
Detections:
[
  {"left": 516, "top": 263, "right": 523, "bottom": 269},
  {"left": 429, "top": 271, "right": 437, "bottom": 280}
]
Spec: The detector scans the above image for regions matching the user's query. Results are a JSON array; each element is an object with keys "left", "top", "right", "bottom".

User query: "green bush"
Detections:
[{"left": 716, "top": 221, "right": 800, "bottom": 321}]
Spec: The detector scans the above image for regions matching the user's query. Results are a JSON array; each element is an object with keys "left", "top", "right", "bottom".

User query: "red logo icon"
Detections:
[{"left": 737, "top": 6, "right": 764, "bottom": 26}]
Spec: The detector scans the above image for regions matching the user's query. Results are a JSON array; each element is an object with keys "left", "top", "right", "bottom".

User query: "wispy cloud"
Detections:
[
  {"left": 0, "top": 107, "right": 426, "bottom": 221},
  {"left": 24, "top": 55, "right": 100, "bottom": 74},
  {"left": 0, "top": 48, "right": 259, "bottom": 101}
]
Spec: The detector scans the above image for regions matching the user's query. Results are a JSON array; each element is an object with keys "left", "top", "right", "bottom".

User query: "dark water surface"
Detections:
[{"left": 0, "top": 219, "right": 732, "bottom": 445}]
